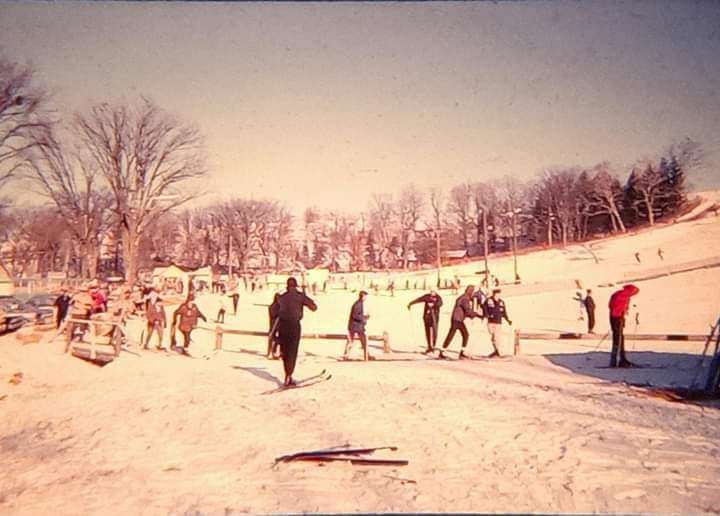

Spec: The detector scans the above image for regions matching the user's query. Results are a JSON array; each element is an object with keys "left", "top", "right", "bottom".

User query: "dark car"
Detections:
[
  {"left": 26, "top": 294, "right": 56, "bottom": 311},
  {"left": 0, "top": 296, "right": 53, "bottom": 325}
]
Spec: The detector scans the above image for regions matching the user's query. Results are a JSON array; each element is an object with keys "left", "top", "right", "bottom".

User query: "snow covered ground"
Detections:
[{"left": 1, "top": 194, "right": 719, "bottom": 514}]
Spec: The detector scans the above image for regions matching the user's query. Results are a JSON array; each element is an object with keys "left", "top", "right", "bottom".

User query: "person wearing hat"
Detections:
[
  {"left": 171, "top": 292, "right": 207, "bottom": 353},
  {"left": 407, "top": 289, "right": 443, "bottom": 353},
  {"left": 144, "top": 292, "right": 167, "bottom": 350},
  {"left": 53, "top": 287, "right": 72, "bottom": 329},
  {"left": 482, "top": 288, "right": 512, "bottom": 358},
  {"left": 608, "top": 284, "right": 639, "bottom": 367},
  {"left": 584, "top": 289, "right": 596, "bottom": 334},
  {"left": 65, "top": 284, "right": 94, "bottom": 351},
  {"left": 344, "top": 290, "right": 370, "bottom": 360},
  {"left": 274, "top": 277, "right": 317, "bottom": 386},
  {"left": 267, "top": 290, "right": 282, "bottom": 359},
  {"left": 440, "top": 285, "right": 484, "bottom": 359}
]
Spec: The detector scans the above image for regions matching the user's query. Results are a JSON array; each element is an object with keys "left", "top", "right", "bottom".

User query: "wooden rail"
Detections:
[
  {"left": 198, "top": 325, "right": 391, "bottom": 354},
  {"left": 513, "top": 330, "right": 708, "bottom": 355}
]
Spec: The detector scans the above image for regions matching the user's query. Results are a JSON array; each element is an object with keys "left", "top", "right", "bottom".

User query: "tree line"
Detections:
[{"left": 0, "top": 56, "right": 703, "bottom": 282}]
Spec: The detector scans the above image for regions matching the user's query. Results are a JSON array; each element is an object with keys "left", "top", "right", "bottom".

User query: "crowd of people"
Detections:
[{"left": 39, "top": 270, "right": 641, "bottom": 386}]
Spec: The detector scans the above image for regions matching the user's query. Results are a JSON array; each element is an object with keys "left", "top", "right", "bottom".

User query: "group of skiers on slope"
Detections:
[
  {"left": 406, "top": 286, "right": 511, "bottom": 359},
  {"left": 263, "top": 277, "right": 640, "bottom": 386}
]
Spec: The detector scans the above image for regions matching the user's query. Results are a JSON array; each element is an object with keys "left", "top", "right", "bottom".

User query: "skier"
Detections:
[
  {"left": 275, "top": 277, "right": 317, "bottom": 386},
  {"left": 471, "top": 286, "right": 487, "bottom": 314},
  {"left": 439, "top": 286, "right": 484, "bottom": 359},
  {"left": 584, "top": 289, "right": 596, "bottom": 334},
  {"left": 229, "top": 281, "right": 240, "bottom": 315},
  {"left": 171, "top": 293, "right": 207, "bottom": 354},
  {"left": 634, "top": 252, "right": 641, "bottom": 264},
  {"left": 53, "top": 287, "right": 72, "bottom": 329},
  {"left": 267, "top": 290, "right": 281, "bottom": 359},
  {"left": 657, "top": 248, "right": 664, "bottom": 261},
  {"left": 608, "top": 284, "right": 640, "bottom": 367},
  {"left": 344, "top": 291, "right": 370, "bottom": 360},
  {"left": 407, "top": 289, "right": 444, "bottom": 353},
  {"left": 144, "top": 294, "right": 167, "bottom": 350},
  {"left": 483, "top": 289, "right": 513, "bottom": 358},
  {"left": 573, "top": 291, "right": 585, "bottom": 321}
]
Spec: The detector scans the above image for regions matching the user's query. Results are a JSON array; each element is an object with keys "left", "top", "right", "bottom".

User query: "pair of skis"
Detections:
[
  {"left": 275, "top": 445, "right": 407, "bottom": 467},
  {"left": 429, "top": 348, "right": 510, "bottom": 361},
  {"left": 261, "top": 369, "right": 332, "bottom": 395}
]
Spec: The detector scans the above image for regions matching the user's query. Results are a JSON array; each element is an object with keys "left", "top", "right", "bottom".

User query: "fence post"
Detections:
[
  {"left": 382, "top": 331, "right": 391, "bottom": 353},
  {"left": 513, "top": 329, "right": 520, "bottom": 356},
  {"left": 215, "top": 325, "right": 223, "bottom": 351}
]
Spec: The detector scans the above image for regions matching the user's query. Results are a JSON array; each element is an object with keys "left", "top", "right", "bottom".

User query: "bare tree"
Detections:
[
  {"left": 627, "top": 159, "right": 673, "bottom": 226},
  {"left": 583, "top": 163, "right": 627, "bottom": 233},
  {"left": 368, "top": 193, "right": 395, "bottom": 257},
  {"left": 0, "top": 58, "right": 51, "bottom": 192},
  {"left": 398, "top": 185, "right": 424, "bottom": 269},
  {"left": 26, "top": 130, "right": 110, "bottom": 277},
  {"left": 75, "top": 99, "right": 206, "bottom": 283},
  {"left": 429, "top": 187, "right": 444, "bottom": 282},
  {"left": 470, "top": 181, "right": 498, "bottom": 280},
  {"left": 447, "top": 183, "right": 472, "bottom": 251},
  {"left": 496, "top": 176, "right": 528, "bottom": 281},
  {"left": 535, "top": 168, "right": 582, "bottom": 247}
]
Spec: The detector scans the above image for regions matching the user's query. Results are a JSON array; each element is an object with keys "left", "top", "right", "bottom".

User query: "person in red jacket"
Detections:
[{"left": 608, "top": 284, "right": 639, "bottom": 367}]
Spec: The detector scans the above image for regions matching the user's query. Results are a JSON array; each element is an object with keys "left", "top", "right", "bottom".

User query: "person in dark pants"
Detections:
[
  {"left": 230, "top": 291, "right": 240, "bottom": 315},
  {"left": 267, "top": 291, "right": 281, "bottom": 358},
  {"left": 584, "top": 289, "right": 596, "bottom": 334},
  {"left": 344, "top": 291, "right": 370, "bottom": 360},
  {"left": 440, "top": 286, "right": 484, "bottom": 359},
  {"left": 407, "top": 289, "right": 443, "bottom": 353},
  {"left": 608, "top": 284, "right": 639, "bottom": 367},
  {"left": 53, "top": 288, "right": 72, "bottom": 329},
  {"left": 276, "top": 277, "right": 317, "bottom": 386},
  {"left": 144, "top": 295, "right": 167, "bottom": 350},
  {"left": 471, "top": 286, "right": 486, "bottom": 314},
  {"left": 171, "top": 293, "right": 207, "bottom": 353}
]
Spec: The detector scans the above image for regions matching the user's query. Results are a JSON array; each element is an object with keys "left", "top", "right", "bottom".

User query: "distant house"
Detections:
[
  {"left": 0, "top": 261, "right": 14, "bottom": 297},
  {"left": 441, "top": 250, "right": 468, "bottom": 262}
]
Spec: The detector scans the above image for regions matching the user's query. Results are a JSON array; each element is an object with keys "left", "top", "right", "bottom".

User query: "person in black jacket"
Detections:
[
  {"left": 584, "top": 289, "right": 596, "bottom": 334},
  {"left": 440, "top": 286, "right": 484, "bottom": 358},
  {"left": 53, "top": 288, "right": 72, "bottom": 329},
  {"left": 267, "top": 291, "right": 281, "bottom": 359},
  {"left": 275, "top": 277, "right": 317, "bottom": 386},
  {"left": 407, "top": 289, "right": 443, "bottom": 353},
  {"left": 483, "top": 289, "right": 512, "bottom": 357},
  {"left": 344, "top": 291, "right": 370, "bottom": 360}
]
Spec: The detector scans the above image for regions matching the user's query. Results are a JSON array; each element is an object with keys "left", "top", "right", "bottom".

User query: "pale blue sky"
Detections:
[{"left": 1, "top": 1, "right": 718, "bottom": 211}]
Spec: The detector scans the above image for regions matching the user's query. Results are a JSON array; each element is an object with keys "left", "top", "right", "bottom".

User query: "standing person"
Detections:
[
  {"left": 144, "top": 295, "right": 167, "bottom": 350},
  {"left": 90, "top": 282, "right": 107, "bottom": 314},
  {"left": 229, "top": 281, "right": 240, "bottom": 315},
  {"left": 53, "top": 288, "right": 72, "bottom": 329},
  {"left": 483, "top": 289, "right": 513, "bottom": 358},
  {"left": 657, "top": 248, "right": 664, "bottom": 261},
  {"left": 65, "top": 284, "right": 94, "bottom": 351},
  {"left": 573, "top": 291, "right": 585, "bottom": 321},
  {"left": 584, "top": 289, "right": 596, "bottom": 334},
  {"left": 344, "top": 291, "right": 370, "bottom": 360},
  {"left": 216, "top": 296, "right": 226, "bottom": 324},
  {"left": 171, "top": 293, "right": 207, "bottom": 354},
  {"left": 608, "top": 284, "right": 640, "bottom": 368},
  {"left": 471, "top": 286, "right": 486, "bottom": 314},
  {"left": 275, "top": 277, "right": 317, "bottom": 386},
  {"left": 267, "top": 291, "right": 281, "bottom": 359},
  {"left": 407, "top": 289, "right": 444, "bottom": 353},
  {"left": 440, "top": 286, "right": 484, "bottom": 359}
]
